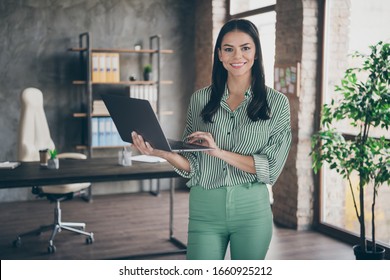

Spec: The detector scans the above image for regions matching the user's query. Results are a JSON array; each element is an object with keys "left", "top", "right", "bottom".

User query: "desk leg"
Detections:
[
  {"left": 149, "top": 179, "right": 161, "bottom": 196},
  {"left": 169, "top": 178, "right": 187, "bottom": 249}
]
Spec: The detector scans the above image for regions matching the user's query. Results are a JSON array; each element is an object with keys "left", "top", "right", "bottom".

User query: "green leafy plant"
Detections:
[
  {"left": 143, "top": 64, "right": 153, "bottom": 81},
  {"left": 310, "top": 41, "right": 390, "bottom": 255},
  {"left": 49, "top": 149, "right": 58, "bottom": 160},
  {"left": 143, "top": 64, "right": 152, "bottom": 74}
]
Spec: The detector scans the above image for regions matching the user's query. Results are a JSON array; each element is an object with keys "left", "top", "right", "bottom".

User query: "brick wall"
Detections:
[
  {"left": 272, "top": 0, "right": 351, "bottom": 230},
  {"left": 272, "top": 0, "right": 320, "bottom": 230},
  {"left": 212, "top": 0, "right": 227, "bottom": 52},
  {"left": 296, "top": 0, "right": 320, "bottom": 229},
  {"left": 194, "top": 0, "right": 213, "bottom": 90},
  {"left": 272, "top": 0, "right": 303, "bottom": 229},
  {"left": 194, "top": 0, "right": 227, "bottom": 91}
]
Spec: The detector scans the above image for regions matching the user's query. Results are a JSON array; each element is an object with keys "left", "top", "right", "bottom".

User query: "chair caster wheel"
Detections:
[
  {"left": 13, "top": 238, "right": 22, "bottom": 248},
  {"left": 86, "top": 235, "right": 94, "bottom": 244},
  {"left": 48, "top": 245, "right": 56, "bottom": 254}
]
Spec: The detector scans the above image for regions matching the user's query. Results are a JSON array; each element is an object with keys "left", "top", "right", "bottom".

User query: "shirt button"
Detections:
[{"left": 227, "top": 132, "right": 231, "bottom": 135}]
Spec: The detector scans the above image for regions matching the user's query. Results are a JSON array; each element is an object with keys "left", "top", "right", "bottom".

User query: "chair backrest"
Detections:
[{"left": 18, "top": 88, "right": 55, "bottom": 162}]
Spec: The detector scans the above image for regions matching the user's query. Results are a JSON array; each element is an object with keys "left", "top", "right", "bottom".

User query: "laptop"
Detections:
[{"left": 101, "top": 94, "right": 213, "bottom": 152}]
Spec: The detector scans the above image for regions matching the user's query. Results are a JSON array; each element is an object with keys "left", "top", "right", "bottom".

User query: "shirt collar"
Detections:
[
  {"left": 244, "top": 86, "right": 253, "bottom": 99},
  {"left": 222, "top": 84, "right": 229, "bottom": 101},
  {"left": 222, "top": 85, "right": 253, "bottom": 101}
]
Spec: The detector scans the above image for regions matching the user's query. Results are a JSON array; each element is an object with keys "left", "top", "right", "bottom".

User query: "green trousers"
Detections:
[{"left": 187, "top": 182, "right": 273, "bottom": 260}]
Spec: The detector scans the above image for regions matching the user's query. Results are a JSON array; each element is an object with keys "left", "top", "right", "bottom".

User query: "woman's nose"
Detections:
[{"left": 233, "top": 49, "right": 242, "bottom": 58}]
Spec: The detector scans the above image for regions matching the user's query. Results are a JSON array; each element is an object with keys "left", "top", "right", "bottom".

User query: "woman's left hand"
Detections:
[
  {"left": 188, "top": 131, "right": 256, "bottom": 174},
  {"left": 186, "top": 131, "right": 222, "bottom": 157}
]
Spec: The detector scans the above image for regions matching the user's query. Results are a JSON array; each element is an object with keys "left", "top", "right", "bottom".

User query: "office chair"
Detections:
[{"left": 13, "top": 87, "right": 94, "bottom": 254}]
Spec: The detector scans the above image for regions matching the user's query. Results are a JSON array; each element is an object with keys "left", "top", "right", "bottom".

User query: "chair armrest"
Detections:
[{"left": 57, "top": 153, "right": 87, "bottom": 160}]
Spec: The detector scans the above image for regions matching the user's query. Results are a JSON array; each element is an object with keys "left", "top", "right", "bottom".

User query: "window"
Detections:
[
  {"left": 229, "top": 1, "right": 276, "bottom": 87},
  {"left": 321, "top": 0, "right": 390, "bottom": 247},
  {"left": 230, "top": 0, "right": 276, "bottom": 15}
]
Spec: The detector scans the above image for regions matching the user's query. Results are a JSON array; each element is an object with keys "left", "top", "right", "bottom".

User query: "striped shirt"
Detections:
[{"left": 174, "top": 85, "right": 292, "bottom": 189}]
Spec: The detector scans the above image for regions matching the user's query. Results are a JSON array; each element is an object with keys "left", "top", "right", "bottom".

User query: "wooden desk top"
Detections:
[{"left": 0, "top": 157, "right": 179, "bottom": 189}]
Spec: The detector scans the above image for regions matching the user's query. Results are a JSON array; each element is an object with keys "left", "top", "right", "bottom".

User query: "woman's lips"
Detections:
[{"left": 230, "top": 62, "right": 246, "bottom": 68}]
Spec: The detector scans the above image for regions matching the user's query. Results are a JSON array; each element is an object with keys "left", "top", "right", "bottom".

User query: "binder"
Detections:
[
  {"left": 105, "top": 117, "right": 112, "bottom": 146},
  {"left": 92, "top": 118, "right": 99, "bottom": 146},
  {"left": 98, "top": 118, "right": 106, "bottom": 146},
  {"left": 129, "top": 85, "right": 157, "bottom": 113},
  {"left": 91, "top": 53, "right": 100, "bottom": 82},
  {"left": 105, "top": 53, "right": 113, "bottom": 82},
  {"left": 111, "top": 53, "right": 120, "bottom": 82},
  {"left": 111, "top": 120, "right": 121, "bottom": 146},
  {"left": 98, "top": 53, "right": 107, "bottom": 82}
]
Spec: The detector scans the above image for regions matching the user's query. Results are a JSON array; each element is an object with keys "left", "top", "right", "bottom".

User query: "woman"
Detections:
[{"left": 132, "top": 18, "right": 291, "bottom": 260}]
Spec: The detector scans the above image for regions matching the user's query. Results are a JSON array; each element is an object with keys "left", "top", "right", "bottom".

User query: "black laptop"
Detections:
[{"left": 101, "top": 94, "right": 213, "bottom": 152}]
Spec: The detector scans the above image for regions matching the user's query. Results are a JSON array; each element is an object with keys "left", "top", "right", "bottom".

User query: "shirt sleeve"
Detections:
[
  {"left": 173, "top": 95, "right": 199, "bottom": 178},
  {"left": 252, "top": 97, "right": 292, "bottom": 185}
]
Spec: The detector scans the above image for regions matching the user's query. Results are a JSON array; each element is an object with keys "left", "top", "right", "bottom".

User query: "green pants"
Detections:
[{"left": 187, "top": 182, "right": 273, "bottom": 260}]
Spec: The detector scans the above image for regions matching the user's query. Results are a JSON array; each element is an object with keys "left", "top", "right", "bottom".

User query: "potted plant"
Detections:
[
  {"left": 47, "top": 149, "right": 59, "bottom": 170},
  {"left": 310, "top": 41, "right": 389, "bottom": 259},
  {"left": 143, "top": 64, "right": 152, "bottom": 81}
]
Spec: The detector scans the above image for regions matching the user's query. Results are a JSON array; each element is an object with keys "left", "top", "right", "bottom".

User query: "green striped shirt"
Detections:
[{"left": 174, "top": 85, "right": 291, "bottom": 189}]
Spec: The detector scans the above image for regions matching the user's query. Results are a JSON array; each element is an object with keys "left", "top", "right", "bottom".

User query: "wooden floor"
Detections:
[{"left": 0, "top": 189, "right": 355, "bottom": 260}]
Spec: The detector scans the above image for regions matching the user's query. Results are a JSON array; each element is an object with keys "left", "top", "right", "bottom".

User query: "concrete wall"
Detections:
[{"left": 0, "top": 0, "right": 196, "bottom": 201}]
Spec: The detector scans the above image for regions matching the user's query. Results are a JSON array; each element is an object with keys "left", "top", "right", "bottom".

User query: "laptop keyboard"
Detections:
[{"left": 168, "top": 139, "right": 199, "bottom": 150}]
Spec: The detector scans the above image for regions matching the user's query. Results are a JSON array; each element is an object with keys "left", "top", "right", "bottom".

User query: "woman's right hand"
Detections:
[
  {"left": 131, "top": 131, "right": 191, "bottom": 172},
  {"left": 131, "top": 131, "right": 168, "bottom": 158}
]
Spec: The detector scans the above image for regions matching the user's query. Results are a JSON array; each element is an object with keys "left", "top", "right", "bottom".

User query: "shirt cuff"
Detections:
[
  {"left": 173, "top": 152, "right": 198, "bottom": 179},
  {"left": 253, "top": 154, "right": 271, "bottom": 185}
]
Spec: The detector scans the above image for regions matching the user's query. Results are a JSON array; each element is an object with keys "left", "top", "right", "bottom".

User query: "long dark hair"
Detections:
[{"left": 201, "top": 18, "right": 270, "bottom": 123}]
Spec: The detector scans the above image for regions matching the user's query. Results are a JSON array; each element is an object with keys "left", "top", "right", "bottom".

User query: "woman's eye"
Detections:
[
  {"left": 223, "top": 47, "right": 233, "bottom": 52},
  {"left": 242, "top": 46, "right": 251, "bottom": 51}
]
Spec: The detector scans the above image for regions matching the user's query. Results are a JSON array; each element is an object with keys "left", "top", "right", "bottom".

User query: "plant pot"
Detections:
[
  {"left": 47, "top": 158, "right": 59, "bottom": 170},
  {"left": 353, "top": 245, "right": 385, "bottom": 260},
  {"left": 143, "top": 72, "right": 152, "bottom": 81}
]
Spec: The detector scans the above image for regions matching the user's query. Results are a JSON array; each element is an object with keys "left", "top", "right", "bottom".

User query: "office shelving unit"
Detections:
[{"left": 69, "top": 32, "right": 173, "bottom": 158}]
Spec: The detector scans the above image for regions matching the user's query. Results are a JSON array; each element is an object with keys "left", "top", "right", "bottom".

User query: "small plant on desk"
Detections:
[{"left": 48, "top": 149, "right": 59, "bottom": 169}]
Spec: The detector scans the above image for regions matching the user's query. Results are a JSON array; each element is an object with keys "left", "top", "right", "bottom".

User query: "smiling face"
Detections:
[{"left": 218, "top": 31, "right": 256, "bottom": 80}]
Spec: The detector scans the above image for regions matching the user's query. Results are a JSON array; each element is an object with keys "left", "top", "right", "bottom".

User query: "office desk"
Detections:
[{"left": 0, "top": 158, "right": 186, "bottom": 259}]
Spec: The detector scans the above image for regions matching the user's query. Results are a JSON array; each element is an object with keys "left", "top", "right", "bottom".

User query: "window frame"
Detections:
[{"left": 228, "top": 3, "right": 276, "bottom": 19}]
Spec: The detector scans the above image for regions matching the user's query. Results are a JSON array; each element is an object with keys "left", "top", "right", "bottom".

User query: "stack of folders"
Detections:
[
  {"left": 92, "top": 53, "right": 120, "bottom": 83},
  {"left": 129, "top": 85, "right": 158, "bottom": 112},
  {"left": 0, "top": 161, "right": 21, "bottom": 169},
  {"left": 92, "top": 117, "right": 126, "bottom": 147},
  {"left": 93, "top": 100, "right": 109, "bottom": 116}
]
